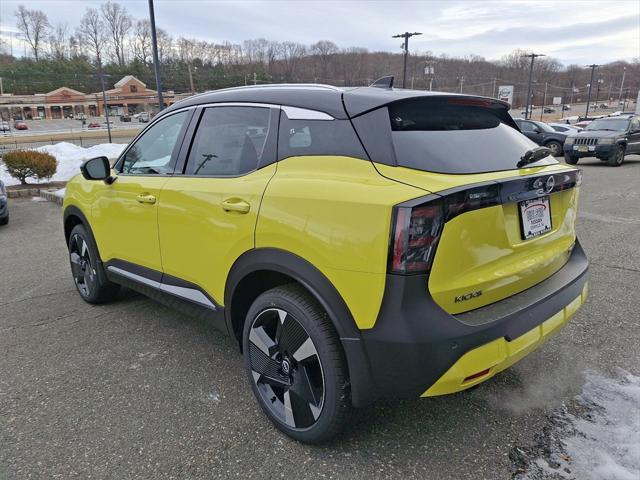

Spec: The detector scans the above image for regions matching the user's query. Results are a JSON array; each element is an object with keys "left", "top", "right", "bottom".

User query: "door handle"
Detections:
[
  {"left": 136, "top": 193, "right": 156, "bottom": 204},
  {"left": 221, "top": 198, "right": 250, "bottom": 214}
]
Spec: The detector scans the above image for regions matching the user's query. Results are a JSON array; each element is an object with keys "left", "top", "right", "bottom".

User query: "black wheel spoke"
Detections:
[
  {"left": 278, "top": 313, "right": 309, "bottom": 357},
  {"left": 290, "top": 365, "right": 322, "bottom": 422}
]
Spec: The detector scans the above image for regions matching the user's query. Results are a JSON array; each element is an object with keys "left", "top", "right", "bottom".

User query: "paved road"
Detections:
[
  {"left": 1, "top": 118, "right": 144, "bottom": 137},
  {"left": 1, "top": 156, "right": 639, "bottom": 479}
]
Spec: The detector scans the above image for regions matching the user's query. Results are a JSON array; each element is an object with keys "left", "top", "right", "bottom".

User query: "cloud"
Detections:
[{"left": 0, "top": 0, "right": 637, "bottom": 65}]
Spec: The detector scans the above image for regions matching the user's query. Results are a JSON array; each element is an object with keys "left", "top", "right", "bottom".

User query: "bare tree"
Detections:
[
  {"left": 281, "top": 42, "right": 306, "bottom": 80},
  {"left": 15, "top": 5, "right": 50, "bottom": 61},
  {"left": 133, "top": 19, "right": 151, "bottom": 65},
  {"left": 77, "top": 7, "right": 107, "bottom": 66},
  {"left": 48, "top": 23, "right": 69, "bottom": 60},
  {"left": 156, "top": 28, "right": 173, "bottom": 64},
  {"left": 311, "top": 40, "right": 338, "bottom": 80},
  {"left": 101, "top": 1, "right": 132, "bottom": 67}
]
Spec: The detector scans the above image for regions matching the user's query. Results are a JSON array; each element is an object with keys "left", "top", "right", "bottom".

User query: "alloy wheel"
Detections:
[
  {"left": 248, "top": 308, "right": 325, "bottom": 429},
  {"left": 69, "top": 234, "right": 96, "bottom": 297}
]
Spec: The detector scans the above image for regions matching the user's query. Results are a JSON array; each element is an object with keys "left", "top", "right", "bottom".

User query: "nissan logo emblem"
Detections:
[{"left": 545, "top": 176, "right": 555, "bottom": 193}]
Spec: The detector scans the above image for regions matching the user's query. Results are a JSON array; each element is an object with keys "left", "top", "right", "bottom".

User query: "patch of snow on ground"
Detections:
[
  {"left": 53, "top": 187, "right": 66, "bottom": 198},
  {"left": 516, "top": 369, "right": 640, "bottom": 480},
  {"left": 0, "top": 142, "right": 126, "bottom": 186}
]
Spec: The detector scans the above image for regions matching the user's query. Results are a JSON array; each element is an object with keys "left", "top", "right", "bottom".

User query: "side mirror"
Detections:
[
  {"left": 80, "top": 156, "right": 113, "bottom": 183},
  {"left": 533, "top": 127, "right": 541, "bottom": 134}
]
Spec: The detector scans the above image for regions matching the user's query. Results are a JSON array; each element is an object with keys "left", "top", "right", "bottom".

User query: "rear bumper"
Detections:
[{"left": 344, "top": 240, "right": 588, "bottom": 406}]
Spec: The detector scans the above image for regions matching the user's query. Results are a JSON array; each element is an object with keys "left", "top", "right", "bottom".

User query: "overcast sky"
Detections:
[{"left": 1, "top": 0, "right": 638, "bottom": 65}]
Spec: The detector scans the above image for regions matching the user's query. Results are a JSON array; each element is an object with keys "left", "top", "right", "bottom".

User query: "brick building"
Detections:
[{"left": 0, "top": 75, "right": 182, "bottom": 121}]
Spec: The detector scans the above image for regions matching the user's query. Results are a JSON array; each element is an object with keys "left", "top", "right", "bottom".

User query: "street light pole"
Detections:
[
  {"left": 522, "top": 53, "right": 545, "bottom": 120},
  {"left": 148, "top": 0, "right": 165, "bottom": 112},
  {"left": 585, "top": 64, "right": 600, "bottom": 117},
  {"left": 392, "top": 31, "right": 422, "bottom": 88},
  {"left": 99, "top": 71, "right": 112, "bottom": 143}
]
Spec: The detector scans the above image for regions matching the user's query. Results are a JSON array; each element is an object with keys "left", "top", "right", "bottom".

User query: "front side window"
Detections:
[
  {"left": 120, "top": 111, "right": 188, "bottom": 175},
  {"left": 518, "top": 121, "right": 536, "bottom": 132},
  {"left": 185, "top": 107, "right": 271, "bottom": 176}
]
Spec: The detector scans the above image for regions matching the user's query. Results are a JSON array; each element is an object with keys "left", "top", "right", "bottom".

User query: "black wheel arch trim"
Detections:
[{"left": 225, "top": 247, "right": 377, "bottom": 408}]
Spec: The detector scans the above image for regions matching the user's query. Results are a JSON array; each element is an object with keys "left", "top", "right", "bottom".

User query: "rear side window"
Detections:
[
  {"left": 185, "top": 106, "right": 271, "bottom": 176},
  {"left": 355, "top": 97, "right": 557, "bottom": 174},
  {"left": 278, "top": 112, "right": 366, "bottom": 160}
]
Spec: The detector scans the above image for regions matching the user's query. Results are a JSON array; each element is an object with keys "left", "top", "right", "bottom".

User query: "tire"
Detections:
[
  {"left": 564, "top": 153, "right": 579, "bottom": 165},
  {"left": 607, "top": 145, "right": 625, "bottom": 167},
  {"left": 243, "top": 284, "right": 350, "bottom": 443},
  {"left": 68, "top": 224, "right": 120, "bottom": 304},
  {"left": 546, "top": 140, "right": 562, "bottom": 157},
  {"left": 0, "top": 214, "right": 8, "bottom": 225}
]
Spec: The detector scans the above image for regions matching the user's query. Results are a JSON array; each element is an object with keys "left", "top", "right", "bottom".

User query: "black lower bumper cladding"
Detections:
[{"left": 343, "top": 240, "right": 588, "bottom": 405}]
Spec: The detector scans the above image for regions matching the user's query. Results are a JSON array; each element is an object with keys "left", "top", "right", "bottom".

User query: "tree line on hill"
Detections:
[{"left": 1, "top": 2, "right": 637, "bottom": 108}]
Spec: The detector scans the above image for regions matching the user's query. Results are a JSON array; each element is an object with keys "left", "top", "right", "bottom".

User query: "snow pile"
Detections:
[
  {"left": 0, "top": 142, "right": 126, "bottom": 186},
  {"left": 516, "top": 369, "right": 640, "bottom": 480}
]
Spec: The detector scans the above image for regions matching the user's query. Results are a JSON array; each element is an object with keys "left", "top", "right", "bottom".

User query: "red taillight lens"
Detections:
[{"left": 389, "top": 201, "right": 444, "bottom": 274}]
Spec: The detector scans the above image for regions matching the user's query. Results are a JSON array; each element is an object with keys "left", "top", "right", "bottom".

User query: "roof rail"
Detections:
[{"left": 370, "top": 76, "right": 394, "bottom": 89}]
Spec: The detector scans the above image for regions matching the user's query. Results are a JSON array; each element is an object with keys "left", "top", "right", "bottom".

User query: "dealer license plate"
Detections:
[
  {"left": 575, "top": 145, "right": 589, "bottom": 152},
  {"left": 520, "top": 196, "right": 552, "bottom": 240}
]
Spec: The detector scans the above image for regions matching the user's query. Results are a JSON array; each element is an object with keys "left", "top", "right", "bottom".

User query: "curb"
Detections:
[
  {"left": 39, "top": 189, "right": 64, "bottom": 205},
  {"left": 7, "top": 188, "right": 42, "bottom": 198}
]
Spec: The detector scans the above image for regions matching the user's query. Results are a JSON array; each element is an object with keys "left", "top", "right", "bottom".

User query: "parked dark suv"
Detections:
[
  {"left": 514, "top": 119, "right": 566, "bottom": 157},
  {"left": 564, "top": 115, "right": 640, "bottom": 166}
]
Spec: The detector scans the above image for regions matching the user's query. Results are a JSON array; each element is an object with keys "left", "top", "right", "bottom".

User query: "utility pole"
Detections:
[
  {"left": 187, "top": 63, "right": 195, "bottom": 94},
  {"left": 585, "top": 64, "right": 599, "bottom": 117},
  {"left": 459, "top": 76, "right": 464, "bottom": 93},
  {"left": 540, "top": 82, "right": 548, "bottom": 121},
  {"left": 0, "top": 77, "right": 3, "bottom": 96},
  {"left": 253, "top": 72, "right": 257, "bottom": 85},
  {"left": 618, "top": 66, "right": 626, "bottom": 102},
  {"left": 392, "top": 31, "right": 422, "bottom": 88},
  {"left": 97, "top": 71, "right": 112, "bottom": 143},
  {"left": 148, "top": 0, "right": 165, "bottom": 112},
  {"left": 522, "top": 53, "right": 545, "bottom": 119},
  {"left": 492, "top": 77, "right": 497, "bottom": 98}
]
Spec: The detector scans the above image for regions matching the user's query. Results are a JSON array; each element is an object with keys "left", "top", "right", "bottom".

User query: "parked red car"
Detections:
[
  {"left": 14, "top": 121, "right": 28, "bottom": 130},
  {"left": 87, "top": 122, "right": 101, "bottom": 129}
]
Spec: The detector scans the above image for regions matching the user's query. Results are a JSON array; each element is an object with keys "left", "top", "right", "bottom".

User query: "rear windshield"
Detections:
[{"left": 360, "top": 97, "right": 557, "bottom": 174}]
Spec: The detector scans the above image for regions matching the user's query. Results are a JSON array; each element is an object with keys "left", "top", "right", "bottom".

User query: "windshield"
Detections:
[{"left": 585, "top": 119, "right": 630, "bottom": 131}]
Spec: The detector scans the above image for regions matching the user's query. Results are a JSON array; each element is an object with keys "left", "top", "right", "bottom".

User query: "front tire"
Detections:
[
  {"left": 546, "top": 140, "right": 562, "bottom": 157},
  {"left": 0, "top": 214, "right": 8, "bottom": 225},
  {"left": 564, "top": 153, "right": 579, "bottom": 165},
  {"left": 607, "top": 145, "right": 625, "bottom": 167},
  {"left": 68, "top": 224, "right": 120, "bottom": 304},
  {"left": 243, "top": 284, "right": 350, "bottom": 443}
]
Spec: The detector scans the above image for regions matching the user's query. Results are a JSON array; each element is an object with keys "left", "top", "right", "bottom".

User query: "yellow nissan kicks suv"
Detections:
[{"left": 63, "top": 81, "right": 588, "bottom": 443}]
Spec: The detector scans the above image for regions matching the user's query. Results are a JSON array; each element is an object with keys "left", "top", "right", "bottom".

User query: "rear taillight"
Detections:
[
  {"left": 389, "top": 201, "right": 444, "bottom": 274},
  {"left": 389, "top": 184, "right": 500, "bottom": 275}
]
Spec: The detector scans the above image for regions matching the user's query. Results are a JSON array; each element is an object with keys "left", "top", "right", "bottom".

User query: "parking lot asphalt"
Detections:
[{"left": 1, "top": 155, "right": 639, "bottom": 480}]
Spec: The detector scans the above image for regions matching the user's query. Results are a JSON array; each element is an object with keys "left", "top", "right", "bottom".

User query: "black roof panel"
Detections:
[
  {"left": 163, "top": 84, "right": 349, "bottom": 119},
  {"left": 160, "top": 84, "right": 511, "bottom": 120}
]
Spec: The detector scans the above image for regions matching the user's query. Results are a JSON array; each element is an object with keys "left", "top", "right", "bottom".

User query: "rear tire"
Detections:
[
  {"left": 564, "top": 154, "right": 579, "bottom": 165},
  {"left": 546, "top": 140, "right": 562, "bottom": 157},
  {"left": 607, "top": 145, "right": 625, "bottom": 167},
  {"left": 68, "top": 224, "right": 120, "bottom": 304},
  {"left": 0, "top": 214, "right": 8, "bottom": 225},
  {"left": 243, "top": 284, "right": 350, "bottom": 443}
]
